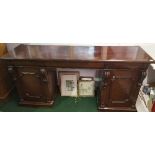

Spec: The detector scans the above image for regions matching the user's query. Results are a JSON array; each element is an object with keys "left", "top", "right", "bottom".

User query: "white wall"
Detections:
[{"left": 140, "top": 44, "right": 155, "bottom": 59}]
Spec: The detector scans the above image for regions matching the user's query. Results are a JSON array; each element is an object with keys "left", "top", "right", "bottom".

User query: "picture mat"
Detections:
[{"left": 61, "top": 74, "right": 78, "bottom": 97}]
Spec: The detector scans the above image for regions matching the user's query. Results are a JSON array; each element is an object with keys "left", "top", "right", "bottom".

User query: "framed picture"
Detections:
[
  {"left": 58, "top": 71, "right": 80, "bottom": 86},
  {"left": 78, "top": 80, "right": 95, "bottom": 97},
  {"left": 60, "top": 72, "right": 79, "bottom": 97}
]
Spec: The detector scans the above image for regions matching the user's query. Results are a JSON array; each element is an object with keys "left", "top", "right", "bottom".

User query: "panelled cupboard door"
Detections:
[
  {"left": 101, "top": 70, "right": 143, "bottom": 108},
  {"left": 15, "top": 67, "right": 52, "bottom": 103},
  {"left": 108, "top": 70, "right": 141, "bottom": 107}
]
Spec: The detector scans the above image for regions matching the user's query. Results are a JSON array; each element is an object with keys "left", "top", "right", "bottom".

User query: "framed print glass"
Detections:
[
  {"left": 58, "top": 71, "right": 79, "bottom": 87},
  {"left": 60, "top": 74, "right": 78, "bottom": 97},
  {"left": 78, "top": 80, "right": 95, "bottom": 97}
]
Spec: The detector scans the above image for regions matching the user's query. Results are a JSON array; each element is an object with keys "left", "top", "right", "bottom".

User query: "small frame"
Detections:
[
  {"left": 78, "top": 80, "right": 95, "bottom": 97},
  {"left": 60, "top": 72, "right": 79, "bottom": 97},
  {"left": 58, "top": 71, "right": 80, "bottom": 86}
]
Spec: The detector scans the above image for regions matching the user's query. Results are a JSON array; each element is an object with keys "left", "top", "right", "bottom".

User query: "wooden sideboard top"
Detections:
[{"left": 1, "top": 44, "right": 154, "bottom": 63}]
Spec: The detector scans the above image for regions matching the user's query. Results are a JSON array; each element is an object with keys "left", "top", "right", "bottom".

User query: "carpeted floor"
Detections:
[{"left": 0, "top": 91, "right": 98, "bottom": 112}]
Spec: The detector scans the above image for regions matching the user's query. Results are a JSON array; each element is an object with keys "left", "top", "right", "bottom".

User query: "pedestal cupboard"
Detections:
[
  {"left": 99, "top": 69, "right": 146, "bottom": 111},
  {"left": 8, "top": 66, "right": 57, "bottom": 105}
]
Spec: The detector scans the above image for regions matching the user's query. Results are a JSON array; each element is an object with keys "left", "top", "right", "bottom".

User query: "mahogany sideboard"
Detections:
[{"left": 1, "top": 45, "right": 154, "bottom": 111}]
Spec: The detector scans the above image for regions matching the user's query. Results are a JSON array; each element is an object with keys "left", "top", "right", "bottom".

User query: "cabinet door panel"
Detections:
[
  {"left": 107, "top": 70, "right": 141, "bottom": 107},
  {"left": 16, "top": 67, "right": 50, "bottom": 102}
]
